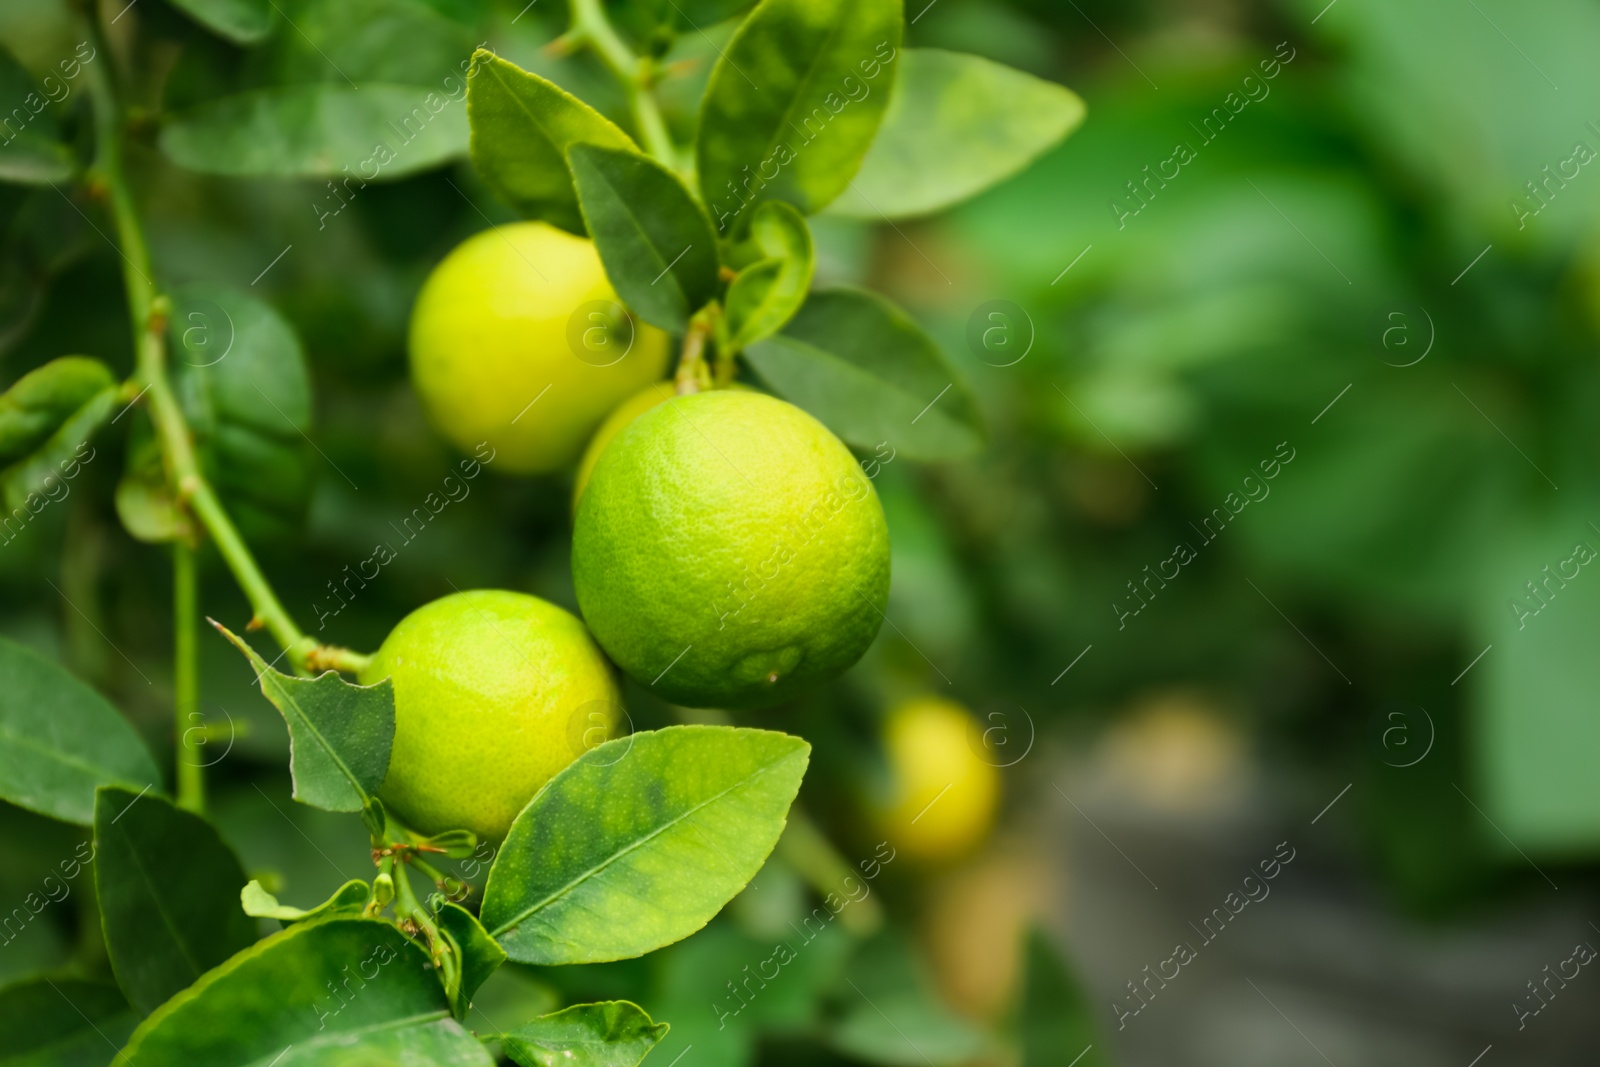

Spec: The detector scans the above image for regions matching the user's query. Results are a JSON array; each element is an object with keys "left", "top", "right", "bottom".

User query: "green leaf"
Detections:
[
  {"left": 241, "top": 877, "right": 370, "bottom": 924},
  {"left": 214, "top": 622, "right": 394, "bottom": 813},
  {"left": 0, "top": 638, "right": 159, "bottom": 825},
  {"left": 481, "top": 725, "right": 810, "bottom": 965},
  {"left": 502, "top": 1001, "right": 668, "bottom": 1067},
  {"left": 94, "top": 786, "right": 258, "bottom": 1015},
  {"left": 116, "top": 917, "right": 493, "bottom": 1066},
  {"left": 160, "top": 84, "right": 468, "bottom": 180},
  {"left": 0, "top": 976, "right": 139, "bottom": 1066},
  {"left": 168, "top": 284, "right": 315, "bottom": 541},
  {"left": 466, "top": 50, "right": 637, "bottom": 234},
  {"left": 723, "top": 200, "right": 814, "bottom": 351},
  {"left": 435, "top": 901, "right": 506, "bottom": 1019},
  {"left": 0, "top": 357, "right": 117, "bottom": 513},
  {"left": 825, "top": 49, "right": 1085, "bottom": 220},
  {"left": 695, "top": 0, "right": 902, "bottom": 225},
  {"left": 165, "top": 0, "right": 275, "bottom": 45},
  {"left": 1020, "top": 928, "right": 1105, "bottom": 1067},
  {"left": 0, "top": 47, "right": 75, "bottom": 186},
  {"left": 569, "top": 143, "right": 720, "bottom": 332},
  {"left": 115, "top": 435, "right": 195, "bottom": 544},
  {"left": 744, "top": 288, "right": 982, "bottom": 459},
  {"left": 827, "top": 930, "right": 987, "bottom": 1066}
]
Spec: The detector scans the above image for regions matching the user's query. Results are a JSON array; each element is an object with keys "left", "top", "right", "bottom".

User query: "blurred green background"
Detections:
[{"left": 3, "top": 0, "right": 1599, "bottom": 1063}]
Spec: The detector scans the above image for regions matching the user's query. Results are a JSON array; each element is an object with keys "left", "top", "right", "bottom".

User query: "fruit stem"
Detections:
[
  {"left": 81, "top": 10, "right": 315, "bottom": 675},
  {"left": 777, "top": 806, "right": 884, "bottom": 937},
  {"left": 566, "top": 0, "right": 678, "bottom": 169},
  {"left": 173, "top": 541, "right": 204, "bottom": 812},
  {"left": 675, "top": 306, "right": 716, "bottom": 394},
  {"left": 304, "top": 644, "right": 375, "bottom": 676}
]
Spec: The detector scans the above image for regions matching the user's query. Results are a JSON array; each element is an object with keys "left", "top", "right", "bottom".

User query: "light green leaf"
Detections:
[
  {"left": 695, "top": 0, "right": 902, "bottom": 224},
  {"left": 0, "top": 977, "right": 138, "bottom": 1066},
  {"left": 1020, "top": 927, "right": 1105, "bottom": 1067},
  {"left": 723, "top": 200, "right": 814, "bottom": 351},
  {"left": 115, "top": 435, "right": 194, "bottom": 544},
  {"left": 826, "top": 49, "right": 1084, "bottom": 220},
  {"left": 160, "top": 84, "right": 468, "bottom": 179},
  {"left": 241, "top": 878, "right": 370, "bottom": 924},
  {"left": 744, "top": 288, "right": 982, "bottom": 459},
  {"left": 0, "top": 638, "right": 159, "bottom": 825},
  {"left": 435, "top": 901, "right": 506, "bottom": 1020},
  {"left": 116, "top": 918, "right": 493, "bottom": 1067},
  {"left": 168, "top": 284, "right": 314, "bottom": 542},
  {"left": 466, "top": 50, "right": 637, "bottom": 234},
  {"left": 165, "top": 0, "right": 274, "bottom": 45},
  {"left": 214, "top": 622, "right": 394, "bottom": 813},
  {"left": 502, "top": 1001, "right": 668, "bottom": 1067},
  {"left": 0, "top": 377, "right": 116, "bottom": 514},
  {"left": 481, "top": 725, "right": 809, "bottom": 965},
  {"left": 569, "top": 143, "right": 720, "bottom": 332},
  {"left": 94, "top": 786, "right": 258, "bottom": 1015}
]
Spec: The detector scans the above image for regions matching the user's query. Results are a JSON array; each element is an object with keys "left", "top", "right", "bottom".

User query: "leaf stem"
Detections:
[
  {"left": 173, "top": 541, "right": 204, "bottom": 812},
  {"left": 81, "top": 12, "right": 315, "bottom": 673},
  {"left": 674, "top": 307, "right": 715, "bottom": 394},
  {"left": 566, "top": 0, "right": 678, "bottom": 168}
]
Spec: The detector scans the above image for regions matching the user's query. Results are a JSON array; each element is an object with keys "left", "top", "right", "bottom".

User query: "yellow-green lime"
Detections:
[
  {"left": 572, "top": 379, "right": 676, "bottom": 512},
  {"left": 359, "top": 589, "right": 619, "bottom": 839},
  {"left": 572, "top": 389, "right": 889, "bottom": 710},
  {"left": 408, "top": 222, "right": 670, "bottom": 474}
]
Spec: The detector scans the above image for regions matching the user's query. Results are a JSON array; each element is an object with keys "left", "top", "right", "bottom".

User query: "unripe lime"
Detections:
[
  {"left": 572, "top": 379, "right": 676, "bottom": 511},
  {"left": 872, "top": 697, "right": 999, "bottom": 860},
  {"left": 408, "top": 222, "right": 671, "bottom": 474},
  {"left": 572, "top": 389, "right": 889, "bottom": 710},
  {"left": 359, "top": 590, "right": 619, "bottom": 839}
]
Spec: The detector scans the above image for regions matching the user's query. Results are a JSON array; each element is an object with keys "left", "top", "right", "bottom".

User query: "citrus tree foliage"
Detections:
[{"left": 0, "top": 0, "right": 1083, "bottom": 1063}]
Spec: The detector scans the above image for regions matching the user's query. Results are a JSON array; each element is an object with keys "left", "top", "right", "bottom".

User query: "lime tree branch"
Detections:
[
  {"left": 80, "top": 14, "right": 332, "bottom": 675},
  {"left": 565, "top": 0, "right": 677, "bottom": 168},
  {"left": 173, "top": 541, "right": 203, "bottom": 811}
]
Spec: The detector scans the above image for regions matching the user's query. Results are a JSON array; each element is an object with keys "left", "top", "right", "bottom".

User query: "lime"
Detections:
[
  {"left": 572, "top": 389, "right": 889, "bottom": 709},
  {"left": 359, "top": 589, "right": 619, "bottom": 839},
  {"left": 409, "top": 222, "right": 670, "bottom": 474},
  {"left": 571, "top": 379, "right": 676, "bottom": 512},
  {"left": 872, "top": 697, "right": 999, "bottom": 860}
]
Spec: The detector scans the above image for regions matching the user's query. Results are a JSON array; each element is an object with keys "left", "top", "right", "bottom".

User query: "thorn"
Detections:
[{"left": 245, "top": 615, "right": 265, "bottom": 632}]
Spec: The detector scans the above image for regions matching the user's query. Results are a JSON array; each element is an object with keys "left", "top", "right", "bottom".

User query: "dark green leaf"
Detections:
[
  {"left": 214, "top": 622, "right": 394, "bottom": 813},
  {"left": 94, "top": 786, "right": 257, "bottom": 1015},
  {"left": 467, "top": 50, "right": 637, "bottom": 234},
  {"left": 241, "top": 877, "right": 370, "bottom": 924},
  {"left": 0, "top": 47, "right": 75, "bottom": 186},
  {"left": 744, "top": 288, "right": 982, "bottom": 459},
  {"left": 502, "top": 1001, "right": 668, "bottom": 1067},
  {"left": 435, "top": 901, "right": 506, "bottom": 1019},
  {"left": 1020, "top": 927, "right": 1106, "bottom": 1067},
  {"left": 695, "top": 0, "right": 902, "bottom": 224},
  {"left": 0, "top": 976, "right": 138, "bottom": 1066},
  {"left": 569, "top": 143, "right": 719, "bottom": 331},
  {"left": 481, "top": 725, "right": 810, "bottom": 965},
  {"left": 116, "top": 917, "right": 493, "bottom": 1066},
  {"left": 723, "top": 200, "right": 813, "bottom": 350},
  {"left": 160, "top": 84, "right": 468, "bottom": 179},
  {"left": 168, "top": 284, "right": 314, "bottom": 541},
  {"left": 165, "top": 0, "right": 275, "bottom": 45},
  {"left": 826, "top": 49, "right": 1085, "bottom": 220},
  {"left": 0, "top": 638, "right": 159, "bottom": 825}
]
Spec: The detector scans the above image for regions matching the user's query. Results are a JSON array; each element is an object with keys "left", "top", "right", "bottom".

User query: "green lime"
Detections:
[
  {"left": 409, "top": 222, "right": 670, "bottom": 474},
  {"left": 359, "top": 589, "right": 619, "bottom": 839},
  {"left": 572, "top": 389, "right": 890, "bottom": 709},
  {"left": 571, "top": 379, "right": 676, "bottom": 512}
]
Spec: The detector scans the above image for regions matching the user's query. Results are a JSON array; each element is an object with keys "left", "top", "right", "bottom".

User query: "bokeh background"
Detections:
[{"left": 3, "top": 0, "right": 1600, "bottom": 1063}]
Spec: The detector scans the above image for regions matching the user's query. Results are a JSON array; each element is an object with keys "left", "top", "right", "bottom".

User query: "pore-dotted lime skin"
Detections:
[
  {"left": 571, "top": 379, "right": 676, "bottom": 512},
  {"left": 359, "top": 590, "right": 619, "bottom": 840},
  {"left": 408, "top": 222, "right": 670, "bottom": 474},
  {"left": 572, "top": 390, "right": 890, "bottom": 710}
]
